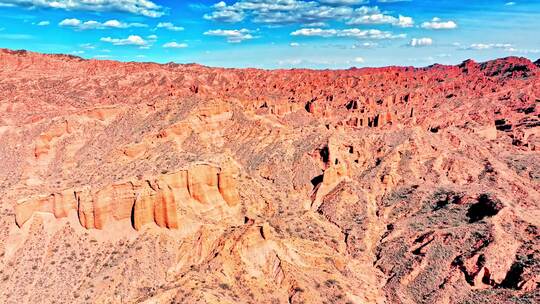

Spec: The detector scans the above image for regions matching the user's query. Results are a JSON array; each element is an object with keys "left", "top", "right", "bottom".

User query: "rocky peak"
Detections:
[{"left": 479, "top": 56, "right": 538, "bottom": 78}]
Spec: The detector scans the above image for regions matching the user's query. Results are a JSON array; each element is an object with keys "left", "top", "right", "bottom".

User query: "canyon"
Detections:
[{"left": 0, "top": 48, "right": 538, "bottom": 303}]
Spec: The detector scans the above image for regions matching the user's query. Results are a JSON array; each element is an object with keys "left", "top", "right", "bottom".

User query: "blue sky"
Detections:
[{"left": 0, "top": 0, "right": 539, "bottom": 69}]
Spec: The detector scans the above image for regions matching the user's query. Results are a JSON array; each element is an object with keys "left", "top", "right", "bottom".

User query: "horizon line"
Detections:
[{"left": 2, "top": 47, "right": 539, "bottom": 72}]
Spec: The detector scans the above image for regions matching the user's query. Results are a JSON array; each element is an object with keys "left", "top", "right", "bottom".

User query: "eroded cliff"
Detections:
[{"left": 15, "top": 163, "right": 240, "bottom": 231}]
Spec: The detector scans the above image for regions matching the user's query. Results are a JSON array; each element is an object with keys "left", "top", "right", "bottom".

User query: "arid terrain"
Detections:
[{"left": 0, "top": 48, "right": 538, "bottom": 303}]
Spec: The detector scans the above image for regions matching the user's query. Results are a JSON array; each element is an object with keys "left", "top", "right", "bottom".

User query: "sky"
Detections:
[{"left": 0, "top": 0, "right": 539, "bottom": 69}]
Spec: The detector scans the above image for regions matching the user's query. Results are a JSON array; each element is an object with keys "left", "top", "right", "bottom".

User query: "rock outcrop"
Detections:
[
  {"left": 14, "top": 164, "right": 240, "bottom": 231},
  {"left": 34, "top": 120, "right": 70, "bottom": 158},
  {"left": 14, "top": 189, "right": 77, "bottom": 227}
]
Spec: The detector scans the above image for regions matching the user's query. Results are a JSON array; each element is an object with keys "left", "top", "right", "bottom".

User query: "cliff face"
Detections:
[
  {"left": 14, "top": 164, "right": 240, "bottom": 231},
  {"left": 0, "top": 49, "right": 539, "bottom": 303}
]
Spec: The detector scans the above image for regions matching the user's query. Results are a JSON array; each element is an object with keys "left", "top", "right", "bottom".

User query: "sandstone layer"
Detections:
[{"left": 14, "top": 164, "right": 240, "bottom": 231}]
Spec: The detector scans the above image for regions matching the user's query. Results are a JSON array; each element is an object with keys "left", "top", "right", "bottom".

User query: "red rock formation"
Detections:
[
  {"left": 132, "top": 181, "right": 158, "bottom": 231},
  {"left": 1, "top": 49, "right": 539, "bottom": 304},
  {"left": 14, "top": 191, "right": 73, "bottom": 227},
  {"left": 161, "top": 170, "right": 191, "bottom": 207},
  {"left": 218, "top": 166, "right": 240, "bottom": 207},
  {"left": 33, "top": 120, "right": 71, "bottom": 158},
  {"left": 14, "top": 164, "right": 239, "bottom": 231},
  {"left": 188, "top": 164, "right": 221, "bottom": 205}
]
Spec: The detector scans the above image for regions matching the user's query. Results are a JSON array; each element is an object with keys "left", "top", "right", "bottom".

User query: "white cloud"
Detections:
[
  {"left": 466, "top": 43, "right": 512, "bottom": 50},
  {"left": 354, "top": 57, "right": 365, "bottom": 63},
  {"left": 37, "top": 20, "right": 50, "bottom": 26},
  {"left": 100, "top": 35, "right": 148, "bottom": 47},
  {"left": 348, "top": 14, "right": 413, "bottom": 27},
  {"left": 348, "top": 14, "right": 395, "bottom": 25},
  {"left": 103, "top": 20, "right": 123, "bottom": 28},
  {"left": 421, "top": 17, "right": 457, "bottom": 29},
  {"left": 102, "top": 19, "right": 146, "bottom": 28},
  {"left": 59, "top": 18, "right": 147, "bottom": 30},
  {"left": 204, "top": 29, "right": 255, "bottom": 43},
  {"left": 505, "top": 2, "right": 516, "bottom": 6},
  {"left": 0, "top": 0, "right": 164, "bottom": 17},
  {"left": 59, "top": 18, "right": 81, "bottom": 27},
  {"left": 409, "top": 37, "right": 433, "bottom": 47},
  {"left": 203, "top": 0, "right": 380, "bottom": 25},
  {"left": 163, "top": 42, "right": 188, "bottom": 48},
  {"left": 463, "top": 43, "right": 539, "bottom": 54},
  {"left": 156, "top": 22, "right": 184, "bottom": 31},
  {"left": 507, "top": 48, "right": 540, "bottom": 54},
  {"left": 291, "top": 28, "right": 406, "bottom": 40},
  {"left": 203, "top": 1, "right": 245, "bottom": 22},
  {"left": 291, "top": 28, "right": 338, "bottom": 37},
  {"left": 290, "top": 42, "right": 300, "bottom": 47},
  {"left": 396, "top": 15, "right": 414, "bottom": 27}
]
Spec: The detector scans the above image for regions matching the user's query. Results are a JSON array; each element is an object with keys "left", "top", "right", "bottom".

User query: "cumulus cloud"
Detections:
[
  {"left": 59, "top": 18, "right": 81, "bottom": 27},
  {"left": 353, "top": 56, "right": 365, "bottom": 63},
  {"left": 163, "top": 42, "right": 188, "bottom": 48},
  {"left": 156, "top": 22, "right": 184, "bottom": 31},
  {"left": 204, "top": 2, "right": 245, "bottom": 23},
  {"left": 204, "top": 29, "right": 255, "bottom": 43},
  {"left": 409, "top": 37, "right": 433, "bottom": 47},
  {"left": 100, "top": 35, "right": 149, "bottom": 47},
  {"left": 348, "top": 14, "right": 413, "bottom": 27},
  {"left": 59, "top": 18, "right": 147, "bottom": 30},
  {"left": 103, "top": 19, "right": 146, "bottom": 28},
  {"left": 37, "top": 20, "right": 50, "bottom": 26},
  {"left": 421, "top": 17, "right": 457, "bottom": 29},
  {"left": 395, "top": 15, "right": 414, "bottom": 27},
  {"left": 291, "top": 28, "right": 406, "bottom": 40},
  {"left": 290, "top": 42, "right": 300, "bottom": 47},
  {"left": 204, "top": 0, "right": 380, "bottom": 26},
  {"left": 0, "top": 0, "right": 164, "bottom": 17}
]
